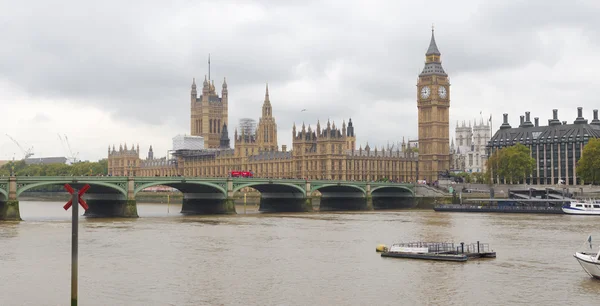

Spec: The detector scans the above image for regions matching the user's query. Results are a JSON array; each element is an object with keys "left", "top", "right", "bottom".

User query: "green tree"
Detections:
[
  {"left": 577, "top": 138, "right": 600, "bottom": 185},
  {"left": 0, "top": 160, "right": 108, "bottom": 177},
  {"left": 455, "top": 172, "right": 472, "bottom": 183},
  {"left": 471, "top": 172, "right": 488, "bottom": 184},
  {"left": 486, "top": 143, "right": 535, "bottom": 184}
]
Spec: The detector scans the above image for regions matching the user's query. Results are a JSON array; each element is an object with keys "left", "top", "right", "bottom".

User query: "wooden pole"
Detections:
[{"left": 71, "top": 188, "right": 79, "bottom": 306}]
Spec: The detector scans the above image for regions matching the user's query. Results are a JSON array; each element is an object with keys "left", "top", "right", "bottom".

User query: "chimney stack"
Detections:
[
  {"left": 282, "top": 145, "right": 287, "bottom": 152},
  {"left": 574, "top": 106, "right": 588, "bottom": 124},
  {"left": 592, "top": 109, "right": 600, "bottom": 125},
  {"left": 500, "top": 113, "right": 512, "bottom": 129},
  {"left": 549, "top": 109, "right": 561, "bottom": 126},
  {"left": 534, "top": 117, "right": 539, "bottom": 127},
  {"left": 519, "top": 115, "right": 525, "bottom": 127},
  {"left": 522, "top": 111, "right": 534, "bottom": 127}
]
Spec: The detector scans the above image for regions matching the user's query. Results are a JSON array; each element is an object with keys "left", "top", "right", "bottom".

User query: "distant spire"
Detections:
[
  {"left": 264, "top": 83, "right": 270, "bottom": 102},
  {"left": 222, "top": 77, "right": 227, "bottom": 88},
  {"left": 426, "top": 26, "right": 441, "bottom": 56},
  {"left": 208, "top": 53, "right": 211, "bottom": 81}
]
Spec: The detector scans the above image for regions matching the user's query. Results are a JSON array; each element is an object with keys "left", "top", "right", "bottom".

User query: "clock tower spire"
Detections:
[{"left": 417, "top": 27, "right": 450, "bottom": 183}]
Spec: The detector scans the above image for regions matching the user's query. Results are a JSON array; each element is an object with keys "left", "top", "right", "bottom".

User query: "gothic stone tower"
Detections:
[
  {"left": 256, "top": 84, "right": 278, "bottom": 152},
  {"left": 190, "top": 75, "right": 229, "bottom": 148},
  {"left": 417, "top": 28, "right": 450, "bottom": 182}
]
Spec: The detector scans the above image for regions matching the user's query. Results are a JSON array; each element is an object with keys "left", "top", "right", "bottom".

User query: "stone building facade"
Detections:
[
  {"left": 451, "top": 118, "right": 491, "bottom": 173},
  {"left": 107, "top": 144, "right": 141, "bottom": 176},
  {"left": 109, "top": 83, "right": 418, "bottom": 181},
  {"left": 417, "top": 29, "right": 451, "bottom": 183},
  {"left": 487, "top": 107, "right": 600, "bottom": 185},
  {"left": 190, "top": 76, "right": 228, "bottom": 148},
  {"left": 107, "top": 30, "right": 455, "bottom": 182}
]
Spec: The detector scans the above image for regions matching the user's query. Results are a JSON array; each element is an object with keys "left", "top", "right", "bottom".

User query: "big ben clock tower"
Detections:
[{"left": 417, "top": 27, "right": 450, "bottom": 183}]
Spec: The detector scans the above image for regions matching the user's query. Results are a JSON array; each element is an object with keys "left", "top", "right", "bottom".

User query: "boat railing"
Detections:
[
  {"left": 435, "top": 204, "right": 563, "bottom": 210},
  {"left": 390, "top": 241, "right": 492, "bottom": 253}
]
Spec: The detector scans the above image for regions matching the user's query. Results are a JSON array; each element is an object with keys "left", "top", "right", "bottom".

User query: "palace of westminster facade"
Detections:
[{"left": 108, "top": 30, "right": 451, "bottom": 182}]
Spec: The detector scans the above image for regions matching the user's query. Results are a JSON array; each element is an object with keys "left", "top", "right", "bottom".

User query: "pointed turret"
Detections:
[
  {"left": 426, "top": 27, "right": 441, "bottom": 56},
  {"left": 420, "top": 27, "right": 446, "bottom": 76},
  {"left": 202, "top": 75, "right": 209, "bottom": 94},
  {"left": 220, "top": 123, "right": 230, "bottom": 148},
  {"left": 317, "top": 120, "right": 321, "bottom": 135},
  {"left": 191, "top": 78, "right": 198, "bottom": 98},
  {"left": 148, "top": 145, "right": 154, "bottom": 160},
  {"left": 222, "top": 77, "right": 228, "bottom": 95},
  {"left": 261, "top": 83, "right": 272, "bottom": 118},
  {"left": 347, "top": 118, "right": 355, "bottom": 137},
  {"left": 292, "top": 122, "right": 296, "bottom": 136}
]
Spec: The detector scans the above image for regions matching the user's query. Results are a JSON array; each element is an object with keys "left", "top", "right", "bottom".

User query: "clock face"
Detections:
[
  {"left": 420, "top": 86, "right": 431, "bottom": 99},
  {"left": 438, "top": 86, "right": 447, "bottom": 99}
]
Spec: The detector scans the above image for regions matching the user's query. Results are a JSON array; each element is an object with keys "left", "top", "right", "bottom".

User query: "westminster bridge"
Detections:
[{"left": 0, "top": 176, "right": 415, "bottom": 221}]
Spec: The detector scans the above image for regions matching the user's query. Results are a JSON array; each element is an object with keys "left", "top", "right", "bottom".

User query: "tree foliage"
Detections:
[
  {"left": 577, "top": 138, "right": 600, "bottom": 185},
  {"left": 486, "top": 143, "right": 535, "bottom": 183},
  {"left": 0, "top": 159, "right": 108, "bottom": 177}
]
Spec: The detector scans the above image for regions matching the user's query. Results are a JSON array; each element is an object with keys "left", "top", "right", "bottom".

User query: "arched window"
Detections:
[{"left": 209, "top": 119, "right": 213, "bottom": 133}]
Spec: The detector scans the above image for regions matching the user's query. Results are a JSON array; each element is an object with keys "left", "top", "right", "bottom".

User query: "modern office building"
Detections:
[{"left": 487, "top": 107, "right": 600, "bottom": 185}]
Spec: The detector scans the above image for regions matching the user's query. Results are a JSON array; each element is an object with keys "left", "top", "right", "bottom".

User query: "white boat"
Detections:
[
  {"left": 574, "top": 236, "right": 600, "bottom": 279},
  {"left": 562, "top": 200, "right": 600, "bottom": 215}
]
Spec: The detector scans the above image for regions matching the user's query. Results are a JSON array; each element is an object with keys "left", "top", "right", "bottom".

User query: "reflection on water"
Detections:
[{"left": 0, "top": 201, "right": 599, "bottom": 306}]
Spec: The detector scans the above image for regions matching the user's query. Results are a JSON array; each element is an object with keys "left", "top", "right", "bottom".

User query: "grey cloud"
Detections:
[{"left": 1, "top": 0, "right": 599, "bottom": 160}]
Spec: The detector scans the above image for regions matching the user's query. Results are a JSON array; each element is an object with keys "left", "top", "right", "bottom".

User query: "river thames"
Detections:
[{"left": 1, "top": 201, "right": 599, "bottom": 306}]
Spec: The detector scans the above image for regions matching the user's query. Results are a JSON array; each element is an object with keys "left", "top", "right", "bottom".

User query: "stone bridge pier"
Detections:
[{"left": 0, "top": 177, "right": 21, "bottom": 221}]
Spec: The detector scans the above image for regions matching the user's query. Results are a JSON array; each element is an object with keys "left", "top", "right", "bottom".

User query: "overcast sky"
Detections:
[{"left": 1, "top": 0, "right": 598, "bottom": 161}]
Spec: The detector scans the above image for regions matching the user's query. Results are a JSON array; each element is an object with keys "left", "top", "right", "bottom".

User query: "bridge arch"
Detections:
[
  {"left": 16, "top": 181, "right": 127, "bottom": 197},
  {"left": 232, "top": 182, "right": 305, "bottom": 195},
  {"left": 134, "top": 181, "right": 227, "bottom": 197},
  {"left": 0, "top": 188, "right": 7, "bottom": 200},
  {"left": 311, "top": 184, "right": 366, "bottom": 196},
  {"left": 371, "top": 185, "right": 415, "bottom": 196}
]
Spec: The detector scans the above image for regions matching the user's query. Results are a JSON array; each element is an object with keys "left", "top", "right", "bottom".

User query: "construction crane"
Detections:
[
  {"left": 5, "top": 134, "right": 34, "bottom": 159},
  {"left": 62, "top": 134, "right": 79, "bottom": 164}
]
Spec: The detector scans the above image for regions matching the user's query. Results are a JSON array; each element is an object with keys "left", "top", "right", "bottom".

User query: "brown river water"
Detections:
[{"left": 1, "top": 201, "right": 599, "bottom": 306}]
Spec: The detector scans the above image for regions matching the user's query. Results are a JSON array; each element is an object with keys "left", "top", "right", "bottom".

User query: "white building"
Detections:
[
  {"left": 172, "top": 135, "right": 205, "bottom": 151},
  {"left": 451, "top": 117, "right": 491, "bottom": 173}
]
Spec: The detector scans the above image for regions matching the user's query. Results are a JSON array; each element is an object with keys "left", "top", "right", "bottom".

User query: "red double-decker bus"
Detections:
[{"left": 230, "top": 170, "right": 253, "bottom": 178}]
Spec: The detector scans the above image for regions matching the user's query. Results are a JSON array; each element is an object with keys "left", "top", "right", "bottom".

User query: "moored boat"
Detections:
[
  {"left": 562, "top": 200, "right": 600, "bottom": 215},
  {"left": 574, "top": 235, "right": 600, "bottom": 279}
]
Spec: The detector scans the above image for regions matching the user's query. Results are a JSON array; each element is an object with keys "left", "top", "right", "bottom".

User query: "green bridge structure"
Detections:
[{"left": 0, "top": 176, "right": 415, "bottom": 221}]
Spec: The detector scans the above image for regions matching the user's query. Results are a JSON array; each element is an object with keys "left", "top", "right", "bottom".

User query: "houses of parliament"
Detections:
[{"left": 108, "top": 30, "right": 450, "bottom": 183}]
